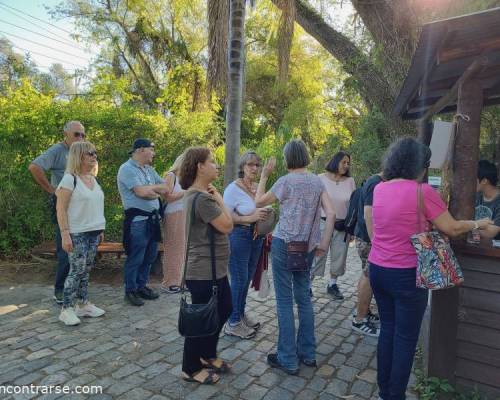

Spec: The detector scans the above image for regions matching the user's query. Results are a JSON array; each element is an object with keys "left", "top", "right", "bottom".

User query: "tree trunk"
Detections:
[
  {"left": 224, "top": 0, "right": 247, "bottom": 187},
  {"left": 207, "top": 0, "right": 229, "bottom": 101},
  {"left": 276, "top": 0, "right": 296, "bottom": 84},
  {"left": 272, "top": 0, "right": 414, "bottom": 137}
]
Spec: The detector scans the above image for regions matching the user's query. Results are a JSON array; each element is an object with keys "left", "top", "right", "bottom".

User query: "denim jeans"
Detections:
[
  {"left": 124, "top": 220, "right": 158, "bottom": 293},
  {"left": 63, "top": 231, "right": 100, "bottom": 307},
  {"left": 228, "top": 226, "right": 264, "bottom": 324},
  {"left": 369, "top": 263, "right": 428, "bottom": 400},
  {"left": 55, "top": 225, "right": 70, "bottom": 292},
  {"left": 271, "top": 237, "right": 315, "bottom": 370}
]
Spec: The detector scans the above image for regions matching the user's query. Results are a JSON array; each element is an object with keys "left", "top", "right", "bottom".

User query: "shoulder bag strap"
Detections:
[
  {"left": 208, "top": 223, "right": 218, "bottom": 294},
  {"left": 235, "top": 179, "right": 256, "bottom": 199},
  {"left": 180, "top": 191, "right": 202, "bottom": 290}
]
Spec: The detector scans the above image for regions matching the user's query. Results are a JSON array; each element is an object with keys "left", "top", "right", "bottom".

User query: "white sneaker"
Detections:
[
  {"left": 75, "top": 302, "right": 105, "bottom": 318},
  {"left": 59, "top": 307, "right": 81, "bottom": 326},
  {"left": 242, "top": 314, "right": 261, "bottom": 330},
  {"left": 224, "top": 321, "right": 256, "bottom": 339}
]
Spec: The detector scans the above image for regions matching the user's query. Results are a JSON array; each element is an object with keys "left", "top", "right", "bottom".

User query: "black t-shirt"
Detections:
[
  {"left": 354, "top": 175, "right": 383, "bottom": 243},
  {"left": 475, "top": 192, "right": 500, "bottom": 240}
]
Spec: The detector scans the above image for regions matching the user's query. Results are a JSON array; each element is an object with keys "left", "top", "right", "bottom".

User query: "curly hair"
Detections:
[
  {"left": 382, "top": 138, "right": 431, "bottom": 181},
  {"left": 179, "top": 147, "right": 211, "bottom": 190},
  {"left": 325, "top": 151, "right": 351, "bottom": 176}
]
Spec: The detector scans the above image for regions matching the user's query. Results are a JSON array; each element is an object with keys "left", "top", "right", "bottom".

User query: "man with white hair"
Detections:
[{"left": 29, "top": 121, "right": 86, "bottom": 304}]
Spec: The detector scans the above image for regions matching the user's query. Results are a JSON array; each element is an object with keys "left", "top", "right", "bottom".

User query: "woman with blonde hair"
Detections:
[
  {"left": 56, "top": 141, "right": 106, "bottom": 326},
  {"left": 161, "top": 152, "right": 186, "bottom": 293}
]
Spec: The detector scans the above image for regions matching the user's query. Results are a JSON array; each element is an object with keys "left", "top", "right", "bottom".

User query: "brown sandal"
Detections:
[
  {"left": 182, "top": 369, "right": 220, "bottom": 384},
  {"left": 200, "top": 358, "right": 232, "bottom": 373}
]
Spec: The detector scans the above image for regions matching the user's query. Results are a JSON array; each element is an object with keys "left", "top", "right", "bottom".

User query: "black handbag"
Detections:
[{"left": 178, "top": 192, "right": 220, "bottom": 338}]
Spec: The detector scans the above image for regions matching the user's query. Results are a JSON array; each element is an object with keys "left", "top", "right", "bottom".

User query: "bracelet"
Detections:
[
  {"left": 472, "top": 221, "right": 479, "bottom": 230},
  {"left": 61, "top": 228, "right": 70, "bottom": 232}
]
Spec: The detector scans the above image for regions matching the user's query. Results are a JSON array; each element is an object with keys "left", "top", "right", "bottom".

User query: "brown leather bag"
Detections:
[{"left": 286, "top": 241, "right": 309, "bottom": 271}]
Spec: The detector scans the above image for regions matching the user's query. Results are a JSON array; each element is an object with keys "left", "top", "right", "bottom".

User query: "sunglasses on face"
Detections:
[
  {"left": 74, "top": 131, "right": 86, "bottom": 138},
  {"left": 85, "top": 151, "right": 97, "bottom": 157}
]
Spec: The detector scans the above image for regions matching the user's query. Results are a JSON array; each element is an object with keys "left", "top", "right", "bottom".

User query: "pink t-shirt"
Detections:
[{"left": 368, "top": 180, "right": 447, "bottom": 268}]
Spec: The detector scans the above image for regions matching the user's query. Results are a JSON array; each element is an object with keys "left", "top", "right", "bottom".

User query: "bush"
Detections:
[{"left": 0, "top": 81, "right": 222, "bottom": 256}]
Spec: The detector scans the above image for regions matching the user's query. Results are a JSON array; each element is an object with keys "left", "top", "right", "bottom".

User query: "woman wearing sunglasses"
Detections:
[{"left": 56, "top": 141, "right": 106, "bottom": 326}]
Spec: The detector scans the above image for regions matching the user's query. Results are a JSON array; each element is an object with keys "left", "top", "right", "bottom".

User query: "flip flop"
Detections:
[
  {"left": 181, "top": 369, "right": 220, "bottom": 384},
  {"left": 200, "top": 358, "right": 232, "bottom": 373}
]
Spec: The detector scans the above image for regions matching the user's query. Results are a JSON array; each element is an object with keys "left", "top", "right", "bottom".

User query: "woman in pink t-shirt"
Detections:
[{"left": 368, "top": 138, "right": 492, "bottom": 400}]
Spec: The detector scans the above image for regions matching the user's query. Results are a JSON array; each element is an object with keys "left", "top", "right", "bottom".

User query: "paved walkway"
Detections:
[{"left": 0, "top": 247, "right": 418, "bottom": 400}]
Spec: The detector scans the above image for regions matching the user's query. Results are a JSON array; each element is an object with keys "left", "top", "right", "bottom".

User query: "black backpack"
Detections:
[{"left": 344, "top": 187, "right": 363, "bottom": 237}]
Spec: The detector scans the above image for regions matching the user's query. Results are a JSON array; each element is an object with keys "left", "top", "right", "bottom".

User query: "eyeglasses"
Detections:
[
  {"left": 74, "top": 131, "right": 86, "bottom": 138},
  {"left": 246, "top": 162, "right": 261, "bottom": 168},
  {"left": 85, "top": 151, "right": 97, "bottom": 157}
]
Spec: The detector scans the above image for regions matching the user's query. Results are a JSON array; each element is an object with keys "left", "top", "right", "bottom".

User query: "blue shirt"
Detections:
[{"left": 117, "top": 158, "right": 164, "bottom": 220}]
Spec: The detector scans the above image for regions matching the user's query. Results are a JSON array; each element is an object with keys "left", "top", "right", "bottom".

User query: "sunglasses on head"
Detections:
[
  {"left": 85, "top": 151, "right": 97, "bottom": 157},
  {"left": 74, "top": 131, "right": 86, "bottom": 138}
]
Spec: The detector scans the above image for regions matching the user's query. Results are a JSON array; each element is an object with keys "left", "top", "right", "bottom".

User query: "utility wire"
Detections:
[
  {"left": 0, "top": 3, "right": 87, "bottom": 51},
  {"left": 11, "top": 44, "right": 88, "bottom": 68},
  {"left": 0, "top": 18, "right": 90, "bottom": 52},
  {"left": 0, "top": 31, "right": 90, "bottom": 61},
  {"left": 0, "top": 2, "right": 75, "bottom": 36}
]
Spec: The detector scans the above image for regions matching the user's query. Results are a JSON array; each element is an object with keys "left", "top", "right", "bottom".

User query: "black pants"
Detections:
[{"left": 182, "top": 276, "right": 232, "bottom": 375}]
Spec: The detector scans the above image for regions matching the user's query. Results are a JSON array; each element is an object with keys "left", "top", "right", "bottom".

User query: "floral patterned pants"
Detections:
[{"left": 63, "top": 231, "right": 100, "bottom": 308}]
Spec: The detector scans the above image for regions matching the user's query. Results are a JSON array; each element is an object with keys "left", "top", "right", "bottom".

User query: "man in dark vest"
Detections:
[{"left": 117, "top": 138, "right": 172, "bottom": 306}]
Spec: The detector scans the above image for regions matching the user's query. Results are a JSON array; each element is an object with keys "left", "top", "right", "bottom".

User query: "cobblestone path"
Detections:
[{"left": 0, "top": 247, "right": 418, "bottom": 400}]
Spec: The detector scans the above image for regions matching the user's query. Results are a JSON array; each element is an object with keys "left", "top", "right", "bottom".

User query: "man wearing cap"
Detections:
[
  {"left": 29, "top": 121, "right": 86, "bottom": 304},
  {"left": 117, "top": 138, "right": 172, "bottom": 306}
]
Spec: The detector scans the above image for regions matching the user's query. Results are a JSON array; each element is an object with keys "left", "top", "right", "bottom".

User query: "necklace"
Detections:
[
  {"left": 239, "top": 178, "right": 256, "bottom": 196},
  {"left": 328, "top": 174, "right": 343, "bottom": 185}
]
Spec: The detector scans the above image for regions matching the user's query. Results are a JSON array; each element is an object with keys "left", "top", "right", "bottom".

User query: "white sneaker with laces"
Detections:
[
  {"left": 75, "top": 302, "right": 105, "bottom": 318},
  {"left": 224, "top": 321, "right": 256, "bottom": 339},
  {"left": 242, "top": 314, "right": 261, "bottom": 330},
  {"left": 59, "top": 307, "right": 81, "bottom": 326}
]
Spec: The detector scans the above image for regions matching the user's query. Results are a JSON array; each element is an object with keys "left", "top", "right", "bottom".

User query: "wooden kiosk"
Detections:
[{"left": 393, "top": 8, "right": 500, "bottom": 398}]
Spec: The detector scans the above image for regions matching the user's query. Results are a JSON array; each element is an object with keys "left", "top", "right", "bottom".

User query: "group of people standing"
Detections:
[{"left": 29, "top": 121, "right": 498, "bottom": 399}]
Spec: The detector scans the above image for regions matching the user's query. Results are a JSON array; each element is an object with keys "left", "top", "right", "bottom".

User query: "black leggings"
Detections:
[{"left": 182, "top": 276, "right": 232, "bottom": 375}]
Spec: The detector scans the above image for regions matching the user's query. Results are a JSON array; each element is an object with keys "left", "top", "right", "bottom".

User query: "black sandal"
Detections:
[
  {"left": 181, "top": 369, "right": 220, "bottom": 384},
  {"left": 200, "top": 358, "right": 232, "bottom": 373}
]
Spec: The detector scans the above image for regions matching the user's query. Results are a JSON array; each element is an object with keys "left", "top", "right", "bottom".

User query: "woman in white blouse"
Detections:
[
  {"left": 56, "top": 141, "right": 106, "bottom": 326},
  {"left": 223, "top": 151, "right": 269, "bottom": 339}
]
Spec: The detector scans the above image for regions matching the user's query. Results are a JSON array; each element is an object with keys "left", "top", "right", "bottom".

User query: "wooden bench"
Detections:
[{"left": 32, "top": 241, "right": 165, "bottom": 258}]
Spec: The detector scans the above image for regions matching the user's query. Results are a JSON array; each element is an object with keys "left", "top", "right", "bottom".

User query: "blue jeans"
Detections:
[
  {"left": 228, "top": 226, "right": 264, "bottom": 324},
  {"left": 369, "top": 263, "right": 428, "bottom": 400},
  {"left": 124, "top": 220, "right": 158, "bottom": 293},
  {"left": 55, "top": 225, "right": 70, "bottom": 292},
  {"left": 271, "top": 237, "right": 315, "bottom": 370}
]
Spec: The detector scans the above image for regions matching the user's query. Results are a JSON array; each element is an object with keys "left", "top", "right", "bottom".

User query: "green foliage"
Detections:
[{"left": 0, "top": 80, "right": 222, "bottom": 256}]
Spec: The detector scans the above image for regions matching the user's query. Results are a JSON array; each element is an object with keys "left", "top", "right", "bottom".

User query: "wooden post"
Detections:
[
  {"left": 417, "top": 119, "right": 434, "bottom": 146},
  {"left": 427, "top": 79, "right": 483, "bottom": 382}
]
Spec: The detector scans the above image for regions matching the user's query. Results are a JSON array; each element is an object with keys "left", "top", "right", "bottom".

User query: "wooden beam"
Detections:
[
  {"left": 438, "top": 36, "right": 500, "bottom": 64},
  {"left": 428, "top": 78, "right": 483, "bottom": 383},
  {"left": 422, "top": 56, "right": 489, "bottom": 121},
  {"left": 417, "top": 120, "right": 434, "bottom": 146}
]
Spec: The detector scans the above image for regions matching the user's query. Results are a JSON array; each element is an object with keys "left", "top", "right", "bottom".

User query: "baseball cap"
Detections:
[{"left": 128, "top": 138, "right": 154, "bottom": 155}]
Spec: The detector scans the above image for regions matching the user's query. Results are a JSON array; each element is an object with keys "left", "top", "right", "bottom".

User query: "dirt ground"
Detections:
[{"left": 0, "top": 254, "right": 164, "bottom": 286}]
